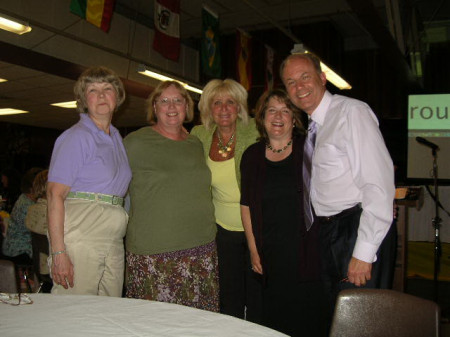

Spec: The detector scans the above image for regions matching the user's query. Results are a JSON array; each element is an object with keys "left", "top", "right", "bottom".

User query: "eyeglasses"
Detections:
[{"left": 157, "top": 97, "right": 185, "bottom": 106}]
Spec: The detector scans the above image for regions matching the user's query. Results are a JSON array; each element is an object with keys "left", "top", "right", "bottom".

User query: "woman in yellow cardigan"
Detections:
[{"left": 191, "top": 79, "right": 261, "bottom": 322}]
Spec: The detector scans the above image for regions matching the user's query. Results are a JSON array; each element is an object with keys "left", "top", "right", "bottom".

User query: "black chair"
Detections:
[
  {"left": 0, "top": 259, "right": 18, "bottom": 293},
  {"left": 330, "top": 288, "right": 440, "bottom": 337},
  {"left": 31, "top": 232, "right": 53, "bottom": 292}
]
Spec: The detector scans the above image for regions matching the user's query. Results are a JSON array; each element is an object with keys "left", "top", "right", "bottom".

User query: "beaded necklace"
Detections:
[
  {"left": 266, "top": 139, "right": 292, "bottom": 153},
  {"left": 217, "top": 131, "right": 235, "bottom": 158}
]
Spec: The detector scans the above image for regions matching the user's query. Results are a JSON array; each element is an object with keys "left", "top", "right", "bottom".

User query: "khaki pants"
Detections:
[{"left": 50, "top": 199, "right": 128, "bottom": 296}]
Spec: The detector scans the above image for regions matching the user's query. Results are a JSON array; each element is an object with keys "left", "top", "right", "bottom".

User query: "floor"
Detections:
[{"left": 405, "top": 278, "right": 450, "bottom": 336}]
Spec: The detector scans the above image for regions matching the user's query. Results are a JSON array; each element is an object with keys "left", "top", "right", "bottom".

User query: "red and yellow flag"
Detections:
[
  {"left": 70, "top": 0, "right": 115, "bottom": 32},
  {"left": 236, "top": 30, "right": 252, "bottom": 91}
]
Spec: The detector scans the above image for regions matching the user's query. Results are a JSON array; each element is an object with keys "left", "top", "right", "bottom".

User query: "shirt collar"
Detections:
[
  {"left": 79, "top": 113, "right": 116, "bottom": 136},
  {"left": 310, "top": 90, "right": 332, "bottom": 126}
]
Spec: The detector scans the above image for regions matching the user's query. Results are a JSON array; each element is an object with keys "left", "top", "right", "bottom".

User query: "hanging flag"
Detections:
[
  {"left": 201, "top": 7, "right": 221, "bottom": 78},
  {"left": 152, "top": 0, "right": 181, "bottom": 61},
  {"left": 70, "top": 0, "right": 115, "bottom": 32},
  {"left": 236, "top": 29, "right": 252, "bottom": 91},
  {"left": 265, "top": 45, "right": 274, "bottom": 91}
]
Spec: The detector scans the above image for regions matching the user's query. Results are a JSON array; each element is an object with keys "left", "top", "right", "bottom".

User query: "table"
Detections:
[{"left": 1, "top": 294, "right": 287, "bottom": 336}]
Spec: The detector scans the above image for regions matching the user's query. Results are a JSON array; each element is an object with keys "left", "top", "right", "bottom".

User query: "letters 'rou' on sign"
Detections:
[{"left": 408, "top": 94, "right": 449, "bottom": 130}]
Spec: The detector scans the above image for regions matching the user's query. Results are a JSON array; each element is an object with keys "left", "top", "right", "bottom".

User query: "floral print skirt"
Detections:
[{"left": 126, "top": 241, "right": 219, "bottom": 312}]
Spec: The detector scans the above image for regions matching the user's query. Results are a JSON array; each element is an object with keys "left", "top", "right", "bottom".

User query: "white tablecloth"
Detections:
[{"left": 1, "top": 294, "right": 287, "bottom": 336}]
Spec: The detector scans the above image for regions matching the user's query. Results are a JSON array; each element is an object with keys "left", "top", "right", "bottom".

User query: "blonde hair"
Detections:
[
  {"left": 73, "top": 66, "right": 126, "bottom": 114},
  {"left": 198, "top": 79, "right": 249, "bottom": 130},
  {"left": 32, "top": 169, "right": 48, "bottom": 199},
  {"left": 146, "top": 81, "right": 194, "bottom": 125}
]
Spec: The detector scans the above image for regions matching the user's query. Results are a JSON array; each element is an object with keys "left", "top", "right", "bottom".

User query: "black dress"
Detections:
[
  {"left": 262, "top": 154, "right": 303, "bottom": 335},
  {"left": 240, "top": 137, "right": 326, "bottom": 337}
]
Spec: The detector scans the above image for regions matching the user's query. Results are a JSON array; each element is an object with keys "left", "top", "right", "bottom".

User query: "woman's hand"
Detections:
[
  {"left": 52, "top": 252, "right": 74, "bottom": 289},
  {"left": 241, "top": 205, "right": 264, "bottom": 275},
  {"left": 250, "top": 249, "right": 263, "bottom": 275},
  {"left": 47, "top": 181, "right": 72, "bottom": 288}
]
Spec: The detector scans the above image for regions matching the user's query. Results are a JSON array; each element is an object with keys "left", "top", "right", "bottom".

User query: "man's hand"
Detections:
[{"left": 347, "top": 257, "right": 372, "bottom": 286}]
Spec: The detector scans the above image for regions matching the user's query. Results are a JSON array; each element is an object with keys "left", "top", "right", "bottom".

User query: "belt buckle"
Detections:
[{"left": 111, "top": 195, "right": 119, "bottom": 205}]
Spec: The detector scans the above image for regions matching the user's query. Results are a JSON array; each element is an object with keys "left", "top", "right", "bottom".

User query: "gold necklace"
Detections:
[
  {"left": 217, "top": 131, "right": 235, "bottom": 157},
  {"left": 266, "top": 139, "right": 292, "bottom": 153}
]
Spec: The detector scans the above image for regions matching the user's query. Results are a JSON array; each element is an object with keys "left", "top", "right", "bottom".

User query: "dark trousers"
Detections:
[
  {"left": 216, "top": 225, "right": 263, "bottom": 323},
  {"left": 318, "top": 206, "right": 397, "bottom": 330}
]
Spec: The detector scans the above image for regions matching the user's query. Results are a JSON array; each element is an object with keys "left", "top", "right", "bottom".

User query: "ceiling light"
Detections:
[
  {"left": 0, "top": 14, "right": 32, "bottom": 35},
  {"left": 291, "top": 44, "right": 352, "bottom": 90},
  {"left": 137, "top": 65, "right": 203, "bottom": 94},
  {"left": 0, "top": 78, "right": 7, "bottom": 83},
  {"left": 320, "top": 63, "right": 352, "bottom": 90},
  {"left": 0, "top": 108, "right": 29, "bottom": 116},
  {"left": 50, "top": 101, "right": 77, "bottom": 108}
]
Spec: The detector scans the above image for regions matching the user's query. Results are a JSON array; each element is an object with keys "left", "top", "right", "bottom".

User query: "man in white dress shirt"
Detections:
[{"left": 281, "top": 52, "right": 396, "bottom": 324}]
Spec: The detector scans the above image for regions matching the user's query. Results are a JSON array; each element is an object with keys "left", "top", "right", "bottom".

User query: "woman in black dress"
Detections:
[{"left": 240, "top": 89, "right": 325, "bottom": 337}]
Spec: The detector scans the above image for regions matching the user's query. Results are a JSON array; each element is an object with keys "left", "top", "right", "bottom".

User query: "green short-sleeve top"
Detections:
[{"left": 124, "top": 127, "right": 216, "bottom": 255}]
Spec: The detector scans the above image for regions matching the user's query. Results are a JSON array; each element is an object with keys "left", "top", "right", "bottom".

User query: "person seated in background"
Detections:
[
  {"left": 26, "top": 169, "right": 52, "bottom": 292},
  {"left": 1, "top": 167, "right": 22, "bottom": 214},
  {"left": 2, "top": 167, "right": 43, "bottom": 265},
  {"left": 0, "top": 168, "right": 22, "bottom": 256}
]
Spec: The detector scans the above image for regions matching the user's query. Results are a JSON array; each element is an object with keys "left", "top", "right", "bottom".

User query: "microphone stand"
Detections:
[{"left": 431, "top": 147, "right": 442, "bottom": 303}]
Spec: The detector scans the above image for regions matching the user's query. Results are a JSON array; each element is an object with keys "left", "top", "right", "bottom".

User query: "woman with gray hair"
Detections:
[
  {"left": 191, "top": 79, "right": 260, "bottom": 321},
  {"left": 47, "top": 66, "right": 131, "bottom": 296},
  {"left": 124, "top": 81, "right": 218, "bottom": 312}
]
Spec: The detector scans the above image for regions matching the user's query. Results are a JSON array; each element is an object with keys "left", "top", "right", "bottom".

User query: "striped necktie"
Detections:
[{"left": 303, "top": 120, "right": 317, "bottom": 231}]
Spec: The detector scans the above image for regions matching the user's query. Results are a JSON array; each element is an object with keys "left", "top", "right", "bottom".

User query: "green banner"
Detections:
[{"left": 201, "top": 8, "right": 221, "bottom": 78}]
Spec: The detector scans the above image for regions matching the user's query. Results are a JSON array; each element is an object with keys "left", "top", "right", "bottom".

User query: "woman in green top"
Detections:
[
  {"left": 124, "top": 81, "right": 218, "bottom": 312},
  {"left": 191, "top": 79, "right": 261, "bottom": 321}
]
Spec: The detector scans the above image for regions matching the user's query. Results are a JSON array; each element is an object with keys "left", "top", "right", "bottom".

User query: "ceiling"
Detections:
[{"left": 0, "top": 0, "right": 449, "bottom": 130}]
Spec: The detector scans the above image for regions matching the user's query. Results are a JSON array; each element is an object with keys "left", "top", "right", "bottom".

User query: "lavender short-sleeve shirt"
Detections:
[{"left": 48, "top": 114, "right": 131, "bottom": 197}]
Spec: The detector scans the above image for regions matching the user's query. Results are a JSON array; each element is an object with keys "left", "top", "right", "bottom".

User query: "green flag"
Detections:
[{"left": 201, "top": 7, "right": 221, "bottom": 78}]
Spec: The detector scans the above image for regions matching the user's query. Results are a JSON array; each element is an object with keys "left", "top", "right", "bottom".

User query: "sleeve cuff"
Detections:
[{"left": 352, "top": 240, "right": 379, "bottom": 263}]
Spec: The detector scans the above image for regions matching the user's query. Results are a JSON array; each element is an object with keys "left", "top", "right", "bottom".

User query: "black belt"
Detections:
[{"left": 316, "top": 203, "right": 361, "bottom": 222}]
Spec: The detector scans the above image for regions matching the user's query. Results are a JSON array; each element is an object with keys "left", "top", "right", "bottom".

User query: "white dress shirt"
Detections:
[{"left": 311, "top": 91, "right": 395, "bottom": 263}]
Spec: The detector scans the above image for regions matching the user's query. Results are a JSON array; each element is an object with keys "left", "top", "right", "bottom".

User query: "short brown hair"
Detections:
[
  {"left": 32, "top": 170, "right": 48, "bottom": 199},
  {"left": 73, "top": 66, "right": 126, "bottom": 114},
  {"left": 255, "top": 89, "right": 305, "bottom": 143},
  {"left": 21, "top": 167, "right": 44, "bottom": 194},
  {"left": 146, "top": 81, "right": 194, "bottom": 125}
]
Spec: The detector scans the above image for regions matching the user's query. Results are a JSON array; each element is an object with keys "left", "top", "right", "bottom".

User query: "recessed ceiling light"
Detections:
[
  {"left": 0, "top": 108, "right": 29, "bottom": 115},
  {"left": 0, "top": 14, "right": 32, "bottom": 35},
  {"left": 50, "top": 101, "right": 77, "bottom": 108},
  {"left": 137, "top": 65, "right": 203, "bottom": 94}
]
